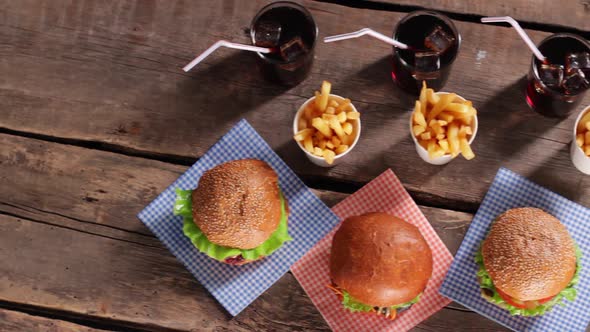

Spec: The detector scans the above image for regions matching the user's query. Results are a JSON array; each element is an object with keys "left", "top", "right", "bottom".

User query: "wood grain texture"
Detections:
[
  {"left": 0, "top": 309, "right": 106, "bottom": 332},
  {"left": 359, "top": 0, "right": 590, "bottom": 31},
  {"left": 0, "top": 134, "right": 508, "bottom": 331},
  {"left": 1, "top": 0, "right": 589, "bottom": 210}
]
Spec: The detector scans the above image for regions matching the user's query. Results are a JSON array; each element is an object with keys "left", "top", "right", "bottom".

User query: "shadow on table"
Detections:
[
  {"left": 527, "top": 143, "right": 587, "bottom": 204},
  {"left": 174, "top": 51, "right": 291, "bottom": 130},
  {"left": 476, "top": 76, "right": 564, "bottom": 159}
]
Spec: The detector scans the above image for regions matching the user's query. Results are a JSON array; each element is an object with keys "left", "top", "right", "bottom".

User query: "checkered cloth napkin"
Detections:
[
  {"left": 440, "top": 167, "right": 590, "bottom": 332},
  {"left": 137, "top": 119, "right": 340, "bottom": 316},
  {"left": 291, "top": 169, "right": 454, "bottom": 332}
]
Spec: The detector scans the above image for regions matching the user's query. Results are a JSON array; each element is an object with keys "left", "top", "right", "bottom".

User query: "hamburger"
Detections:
[
  {"left": 328, "top": 212, "right": 433, "bottom": 320},
  {"left": 173, "top": 159, "right": 291, "bottom": 265},
  {"left": 475, "top": 207, "right": 582, "bottom": 316}
]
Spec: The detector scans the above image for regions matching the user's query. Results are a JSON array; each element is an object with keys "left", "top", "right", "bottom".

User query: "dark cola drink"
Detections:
[
  {"left": 526, "top": 33, "right": 590, "bottom": 118},
  {"left": 250, "top": 2, "right": 317, "bottom": 86},
  {"left": 391, "top": 11, "right": 460, "bottom": 95}
]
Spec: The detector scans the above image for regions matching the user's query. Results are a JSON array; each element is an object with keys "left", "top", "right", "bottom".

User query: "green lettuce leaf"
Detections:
[
  {"left": 341, "top": 290, "right": 421, "bottom": 313},
  {"left": 474, "top": 245, "right": 582, "bottom": 316},
  {"left": 173, "top": 188, "right": 292, "bottom": 261}
]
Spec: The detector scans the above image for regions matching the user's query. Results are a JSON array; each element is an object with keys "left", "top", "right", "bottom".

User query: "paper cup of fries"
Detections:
[
  {"left": 293, "top": 81, "right": 361, "bottom": 167},
  {"left": 570, "top": 105, "right": 590, "bottom": 174},
  {"left": 410, "top": 82, "right": 478, "bottom": 165}
]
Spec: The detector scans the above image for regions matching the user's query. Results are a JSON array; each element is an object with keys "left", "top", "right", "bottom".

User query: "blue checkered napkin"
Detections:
[
  {"left": 137, "top": 119, "right": 340, "bottom": 316},
  {"left": 439, "top": 168, "right": 590, "bottom": 332}
]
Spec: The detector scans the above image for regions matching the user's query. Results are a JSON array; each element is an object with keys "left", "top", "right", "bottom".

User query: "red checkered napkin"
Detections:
[{"left": 291, "top": 169, "right": 453, "bottom": 332}]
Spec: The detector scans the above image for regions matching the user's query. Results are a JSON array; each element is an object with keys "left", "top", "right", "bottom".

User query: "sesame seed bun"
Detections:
[
  {"left": 191, "top": 159, "right": 284, "bottom": 249},
  {"left": 482, "top": 208, "right": 576, "bottom": 301},
  {"left": 329, "top": 212, "right": 433, "bottom": 307}
]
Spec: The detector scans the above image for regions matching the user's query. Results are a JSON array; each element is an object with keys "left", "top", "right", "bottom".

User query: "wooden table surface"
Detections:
[{"left": 1, "top": 1, "right": 589, "bottom": 331}]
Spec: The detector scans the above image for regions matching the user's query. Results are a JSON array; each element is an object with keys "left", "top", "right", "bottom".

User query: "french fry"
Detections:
[
  {"left": 586, "top": 121, "right": 590, "bottom": 131},
  {"left": 335, "top": 144, "right": 349, "bottom": 155},
  {"left": 347, "top": 111, "right": 360, "bottom": 120},
  {"left": 298, "top": 117, "right": 307, "bottom": 130},
  {"left": 448, "top": 122, "right": 460, "bottom": 157},
  {"left": 586, "top": 131, "right": 590, "bottom": 145},
  {"left": 342, "top": 122, "right": 353, "bottom": 135},
  {"left": 326, "top": 141, "right": 334, "bottom": 149},
  {"left": 315, "top": 81, "right": 331, "bottom": 111},
  {"left": 337, "top": 111, "right": 347, "bottom": 123},
  {"left": 444, "top": 103, "right": 470, "bottom": 114},
  {"left": 419, "top": 81, "right": 427, "bottom": 114},
  {"left": 439, "top": 139, "right": 449, "bottom": 152},
  {"left": 460, "top": 137, "right": 475, "bottom": 160},
  {"left": 294, "top": 128, "right": 314, "bottom": 141},
  {"left": 577, "top": 134, "right": 584, "bottom": 147},
  {"left": 318, "top": 138, "right": 327, "bottom": 149},
  {"left": 329, "top": 117, "right": 345, "bottom": 138},
  {"left": 322, "top": 113, "right": 336, "bottom": 121},
  {"left": 303, "top": 136, "right": 314, "bottom": 153},
  {"left": 427, "top": 88, "right": 440, "bottom": 105},
  {"left": 413, "top": 101, "right": 427, "bottom": 127},
  {"left": 426, "top": 93, "right": 456, "bottom": 122},
  {"left": 326, "top": 107, "right": 336, "bottom": 115},
  {"left": 438, "top": 112, "right": 454, "bottom": 123},
  {"left": 413, "top": 125, "right": 426, "bottom": 136},
  {"left": 438, "top": 120, "right": 448, "bottom": 126},
  {"left": 331, "top": 136, "right": 341, "bottom": 148},
  {"left": 336, "top": 98, "right": 351, "bottom": 113},
  {"left": 313, "top": 147, "right": 323, "bottom": 156},
  {"left": 436, "top": 133, "right": 446, "bottom": 140},
  {"left": 323, "top": 149, "right": 336, "bottom": 164},
  {"left": 420, "top": 132, "right": 432, "bottom": 140},
  {"left": 577, "top": 111, "right": 590, "bottom": 132},
  {"left": 458, "top": 125, "right": 470, "bottom": 139},
  {"left": 586, "top": 146, "right": 590, "bottom": 156},
  {"left": 329, "top": 99, "right": 339, "bottom": 108},
  {"left": 312, "top": 117, "right": 332, "bottom": 138}
]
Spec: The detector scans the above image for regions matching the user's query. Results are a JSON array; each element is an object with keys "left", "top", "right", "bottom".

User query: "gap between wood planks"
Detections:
[
  {"left": 0, "top": 126, "right": 478, "bottom": 214},
  {"left": 315, "top": 0, "right": 590, "bottom": 38},
  {"left": 0, "top": 300, "right": 179, "bottom": 332}
]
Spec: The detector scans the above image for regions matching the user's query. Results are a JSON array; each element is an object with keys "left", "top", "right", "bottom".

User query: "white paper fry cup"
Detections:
[
  {"left": 293, "top": 95, "right": 361, "bottom": 167},
  {"left": 409, "top": 92, "right": 478, "bottom": 165},
  {"left": 570, "top": 105, "right": 590, "bottom": 174}
]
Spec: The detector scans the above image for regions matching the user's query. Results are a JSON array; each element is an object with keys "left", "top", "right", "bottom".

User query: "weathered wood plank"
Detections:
[
  {"left": 0, "top": 134, "right": 507, "bottom": 331},
  {"left": 1, "top": 0, "right": 588, "bottom": 210},
  {"left": 0, "top": 309, "right": 106, "bottom": 332},
  {"left": 359, "top": 0, "right": 590, "bottom": 32}
]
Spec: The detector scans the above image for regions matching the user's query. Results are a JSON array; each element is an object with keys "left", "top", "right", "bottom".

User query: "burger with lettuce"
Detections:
[
  {"left": 173, "top": 159, "right": 291, "bottom": 265},
  {"left": 475, "top": 207, "right": 581, "bottom": 316},
  {"left": 327, "top": 212, "right": 433, "bottom": 320}
]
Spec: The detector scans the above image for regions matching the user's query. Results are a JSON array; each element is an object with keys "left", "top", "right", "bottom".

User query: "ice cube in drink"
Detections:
[
  {"left": 563, "top": 68, "right": 589, "bottom": 94},
  {"left": 254, "top": 20, "right": 282, "bottom": 48},
  {"left": 424, "top": 25, "right": 455, "bottom": 53},
  {"left": 413, "top": 51, "right": 441, "bottom": 79},
  {"left": 538, "top": 63, "right": 564, "bottom": 88},
  {"left": 279, "top": 36, "right": 309, "bottom": 62},
  {"left": 566, "top": 52, "right": 590, "bottom": 77}
]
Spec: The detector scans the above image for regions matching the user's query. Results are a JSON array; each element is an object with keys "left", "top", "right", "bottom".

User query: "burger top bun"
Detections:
[
  {"left": 191, "top": 159, "right": 283, "bottom": 249},
  {"left": 482, "top": 207, "right": 576, "bottom": 301},
  {"left": 330, "top": 212, "right": 433, "bottom": 307}
]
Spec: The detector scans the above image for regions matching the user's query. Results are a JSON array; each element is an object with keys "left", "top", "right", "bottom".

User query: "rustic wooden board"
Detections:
[
  {"left": 1, "top": 0, "right": 588, "bottom": 210},
  {"left": 0, "top": 133, "right": 510, "bottom": 331},
  {"left": 359, "top": 0, "right": 590, "bottom": 32},
  {"left": 0, "top": 309, "right": 105, "bottom": 332}
]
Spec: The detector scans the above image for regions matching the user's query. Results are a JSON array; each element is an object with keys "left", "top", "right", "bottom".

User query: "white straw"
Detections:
[
  {"left": 183, "top": 40, "right": 272, "bottom": 72},
  {"left": 324, "top": 28, "right": 408, "bottom": 49},
  {"left": 480, "top": 16, "right": 546, "bottom": 62}
]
